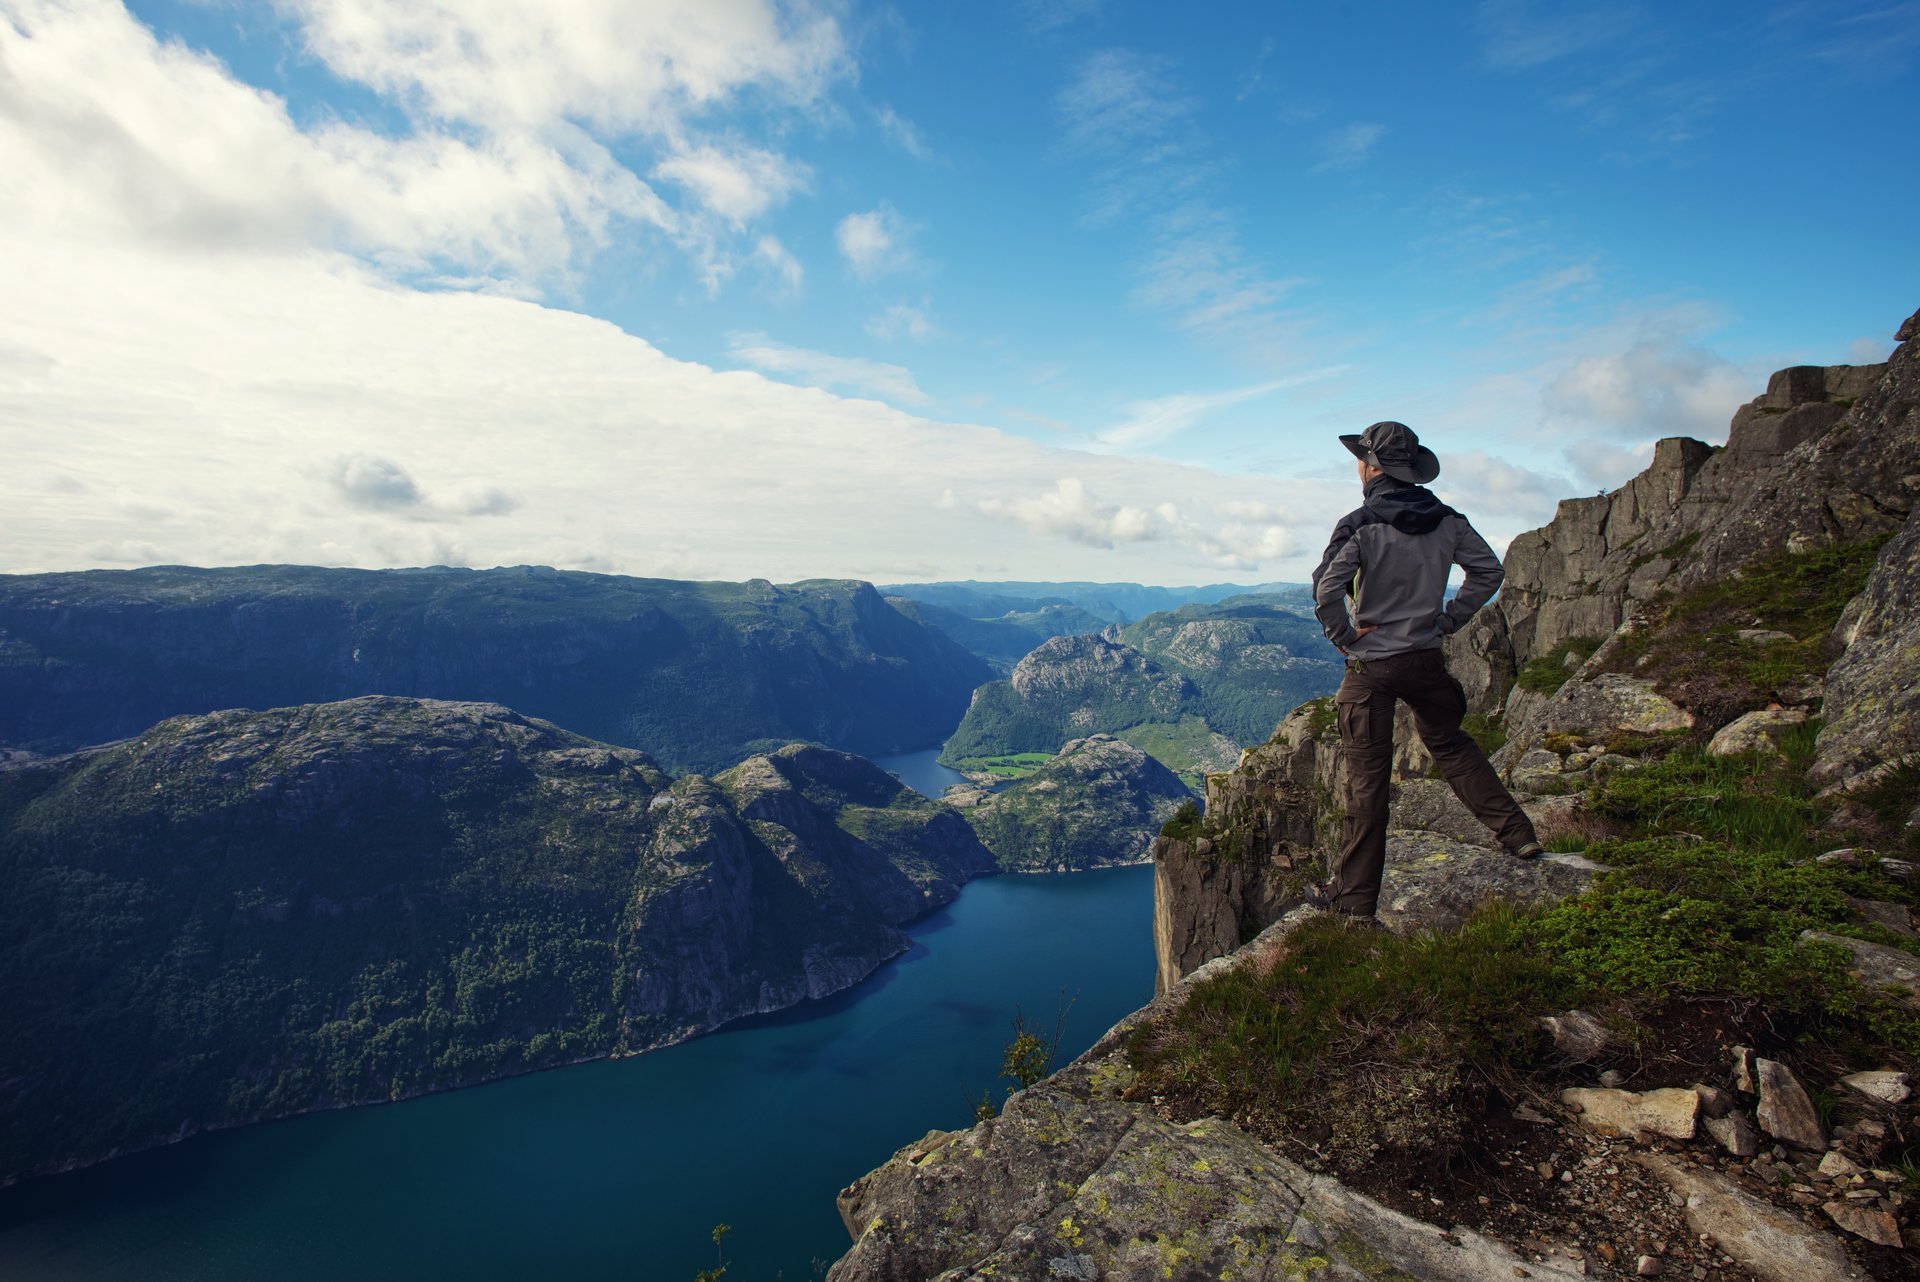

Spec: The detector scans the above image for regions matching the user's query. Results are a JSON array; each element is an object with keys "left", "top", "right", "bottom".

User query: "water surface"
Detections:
[{"left": 0, "top": 865, "right": 1155, "bottom": 1281}]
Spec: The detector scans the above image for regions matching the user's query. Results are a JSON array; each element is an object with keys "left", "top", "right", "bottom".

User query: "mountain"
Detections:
[
  {"left": 940, "top": 599, "right": 1342, "bottom": 782},
  {"left": 829, "top": 310, "right": 1920, "bottom": 1280},
  {"left": 0, "top": 565, "right": 992, "bottom": 773},
  {"left": 881, "top": 595, "right": 1109, "bottom": 674},
  {"left": 0, "top": 698, "right": 994, "bottom": 1185},
  {"left": 878, "top": 579, "right": 1309, "bottom": 626},
  {"left": 948, "top": 734, "right": 1193, "bottom": 872}
]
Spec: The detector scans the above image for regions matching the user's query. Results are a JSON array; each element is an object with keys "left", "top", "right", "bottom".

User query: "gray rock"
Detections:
[
  {"left": 1816, "top": 511, "right": 1920, "bottom": 787},
  {"left": 1693, "top": 1083, "right": 1736, "bottom": 1118},
  {"left": 1707, "top": 707, "right": 1810, "bottom": 759},
  {"left": 1539, "top": 1010, "right": 1610, "bottom": 1062},
  {"left": 1501, "top": 674, "right": 1694, "bottom": 763},
  {"left": 1754, "top": 1058, "right": 1827, "bottom": 1150},
  {"left": 1800, "top": 930, "right": 1920, "bottom": 1002},
  {"left": 1822, "top": 1200, "right": 1903, "bottom": 1248},
  {"left": 1561, "top": 1086, "right": 1698, "bottom": 1141},
  {"left": 1839, "top": 1070, "right": 1911, "bottom": 1105},
  {"left": 1738, "top": 629, "right": 1796, "bottom": 645},
  {"left": 1732, "top": 1045, "right": 1757, "bottom": 1093},
  {"left": 1636, "top": 1155, "right": 1865, "bottom": 1282},
  {"left": 1703, "top": 1111, "right": 1762, "bottom": 1158},
  {"left": 1372, "top": 832, "right": 1598, "bottom": 935}
]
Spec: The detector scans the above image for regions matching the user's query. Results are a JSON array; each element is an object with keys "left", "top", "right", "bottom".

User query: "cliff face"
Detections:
[
  {"left": 0, "top": 565, "right": 993, "bottom": 773},
  {"left": 0, "top": 699, "right": 994, "bottom": 1185}
]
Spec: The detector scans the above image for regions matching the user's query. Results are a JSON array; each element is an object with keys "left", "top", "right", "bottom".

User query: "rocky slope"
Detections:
[
  {"left": 0, "top": 565, "right": 992, "bottom": 773},
  {"left": 948, "top": 734, "right": 1193, "bottom": 872},
  {"left": 941, "top": 599, "right": 1341, "bottom": 782},
  {"left": 832, "top": 309, "right": 1920, "bottom": 1280},
  {"left": 0, "top": 698, "right": 994, "bottom": 1186},
  {"left": 883, "top": 595, "right": 1111, "bottom": 674}
]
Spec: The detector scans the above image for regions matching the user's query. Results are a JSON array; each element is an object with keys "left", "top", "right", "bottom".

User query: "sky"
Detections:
[{"left": 2, "top": 0, "right": 1916, "bottom": 586}]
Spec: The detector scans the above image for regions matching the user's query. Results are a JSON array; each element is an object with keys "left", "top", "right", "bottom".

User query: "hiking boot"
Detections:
[
  {"left": 1303, "top": 881, "right": 1337, "bottom": 911},
  {"left": 1508, "top": 841, "right": 1544, "bottom": 860}
]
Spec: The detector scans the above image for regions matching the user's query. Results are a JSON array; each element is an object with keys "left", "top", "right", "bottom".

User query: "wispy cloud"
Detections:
[
  {"left": 874, "top": 105, "right": 933, "bottom": 160},
  {"left": 1097, "top": 370, "right": 1348, "bottom": 450},
  {"left": 726, "top": 332, "right": 929, "bottom": 405},
  {"left": 751, "top": 235, "right": 804, "bottom": 295},
  {"left": 866, "top": 301, "right": 937, "bottom": 342},
  {"left": 1018, "top": 0, "right": 1105, "bottom": 34},
  {"left": 1476, "top": 0, "right": 1640, "bottom": 69},
  {"left": 835, "top": 205, "right": 914, "bottom": 280},
  {"left": 652, "top": 145, "right": 807, "bottom": 228},
  {"left": 1314, "top": 123, "right": 1385, "bottom": 172},
  {"left": 1055, "top": 49, "right": 1311, "bottom": 359}
]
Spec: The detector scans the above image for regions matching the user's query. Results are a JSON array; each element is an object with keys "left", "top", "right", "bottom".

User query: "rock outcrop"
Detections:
[
  {"left": 958, "top": 734, "right": 1193, "bottom": 872},
  {"left": 0, "top": 699, "right": 995, "bottom": 1185},
  {"left": 830, "top": 912, "right": 1591, "bottom": 1282}
]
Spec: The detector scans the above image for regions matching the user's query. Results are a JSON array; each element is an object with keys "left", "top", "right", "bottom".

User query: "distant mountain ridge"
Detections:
[
  {"left": 0, "top": 564, "right": 992, "bottom": 773},
  {"left": 878, "top": 579, "right": 1309, "bottom": 626},
  {"left": 941, "top": 597, "right": 1342, "bottom": 780}
]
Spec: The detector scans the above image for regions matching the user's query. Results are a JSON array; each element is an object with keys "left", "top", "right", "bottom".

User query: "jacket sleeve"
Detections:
[
  {"left": 1437, "top": 516, "right": 1504, "bottom": 634},
  {"left": 1313, "top": 524, "right": 1364, "bottom": 648}
]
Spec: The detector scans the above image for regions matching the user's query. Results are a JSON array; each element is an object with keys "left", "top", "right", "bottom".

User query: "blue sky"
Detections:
[{"left": 3, "top": 0, "right": 1916, "bottom": 583}]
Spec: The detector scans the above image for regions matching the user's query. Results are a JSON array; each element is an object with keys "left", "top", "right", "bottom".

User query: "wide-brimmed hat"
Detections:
[{"left": 1340, "top": 420, "right": 1440, "bottom": 485}]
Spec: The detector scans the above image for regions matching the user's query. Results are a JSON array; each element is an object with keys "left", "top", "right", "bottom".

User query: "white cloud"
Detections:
[
  {"left": 1430, "top": 450, "right": 1574, "bottom": 521},
  {"left": 0, "top": 0, "right": 849, "bottom": 293},
  {"left": 652, "top": 145, "right": 807, "bottom": 227},
  {"left": 835, "top": 206, "right": 912, "bottom": 280},
  {"left": 279, "top": 0, "right": 847, "bottom": 133},
  {"left": 976, "top": 478, "right": 1159, "bottom": 548},
  {"left": 1314, "top": 123, "right": 1385, "bottom": 172},
  {"left": 866, "top": 301, "right": 936, "bottom": 342},
  {"left": 0, "top": 224, "right": 1364, "bottom": 582},
  {"left": 1543, "top": 338, "right": 1751, "bottom": 441},
  {"left": 725, "top": 332, "right": 929, "bottom": 405},
  {"left": 1018, "top": 0, "right": 1104, "bottom": 32}
]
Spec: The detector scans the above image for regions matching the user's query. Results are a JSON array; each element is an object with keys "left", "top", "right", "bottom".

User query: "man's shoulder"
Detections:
[{"left": 1326, "top": 503, "right": 1382, "bottom": 539}]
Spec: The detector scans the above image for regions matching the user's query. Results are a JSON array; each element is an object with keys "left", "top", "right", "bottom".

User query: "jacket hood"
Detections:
[{"left": 1363, "top": 476, "right": 1454, "bottom": 535}]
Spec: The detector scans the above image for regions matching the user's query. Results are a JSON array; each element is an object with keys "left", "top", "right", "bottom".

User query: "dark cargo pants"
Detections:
[{"left": 1328, "top": 646, "right": 1538, "bottom": 916}]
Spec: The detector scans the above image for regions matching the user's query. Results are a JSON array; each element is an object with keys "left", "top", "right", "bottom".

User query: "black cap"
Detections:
[{"left": 1339, "top": 420, "right": 1440, "bottom": 484}]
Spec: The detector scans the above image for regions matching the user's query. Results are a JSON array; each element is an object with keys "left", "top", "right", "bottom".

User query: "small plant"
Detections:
[
  {"left": 1000, "top": 994, "right": 1076, "bottom": 1100},
  {"left": 693, "top": 1223, "right": 731, "bottom": 1282}
]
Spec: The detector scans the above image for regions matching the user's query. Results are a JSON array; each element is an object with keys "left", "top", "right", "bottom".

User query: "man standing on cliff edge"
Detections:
[{"left": 1307, "top": 421, "right": 1543, "bottom": 923}]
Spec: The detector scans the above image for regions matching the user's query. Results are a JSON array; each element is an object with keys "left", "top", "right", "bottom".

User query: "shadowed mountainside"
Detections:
[{"left": 0, "top": 564, "right": 992, "bottom": 774}]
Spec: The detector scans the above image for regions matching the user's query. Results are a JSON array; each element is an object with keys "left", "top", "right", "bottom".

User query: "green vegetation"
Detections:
[
  {"left": 1598, "top": 536, "right": 1891, "bottom": 725},
  {"left": 944, "top": 751, "right": 1054, "bottom": 780},
  {"left": 0, "top": 564, "right": 992, "bottom": 773},
  {"left": 1128, "top": 713, "right": 1920, "bottom": 1175},
  {"left": 1514, "top": 635, "right": 1605, "bottom": 693},
  {"left": 693, "top": 1224, "right": 732, "bottom": 1282},
  {"left": 1461, "top": 711, "right": 1506, "bottom": 756}
]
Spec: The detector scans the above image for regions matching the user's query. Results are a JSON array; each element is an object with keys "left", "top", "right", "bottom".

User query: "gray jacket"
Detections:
[{"left": 1311, "top": 476, "right": 1504, "bottom": 657}]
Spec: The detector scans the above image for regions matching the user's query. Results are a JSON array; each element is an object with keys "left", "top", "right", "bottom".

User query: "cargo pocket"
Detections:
[{"left": 1336, "top": 687, "right": 1392, "bottom": 753}]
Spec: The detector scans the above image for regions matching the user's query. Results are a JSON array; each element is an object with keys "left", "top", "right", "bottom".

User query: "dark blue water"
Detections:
[
  {"left": 869, "top": 748, "right": 974, "bottom": 799},
  {"left": 0, "top": 865, "right": 1154, "bottom": 1281}
]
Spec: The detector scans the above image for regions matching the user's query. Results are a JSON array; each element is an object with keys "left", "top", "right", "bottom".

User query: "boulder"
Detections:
[
  {"left": 1703, "top": 1111, "right": 1761, "bottom": 1158},
  {"left": 1561, "top": 1086, "right": 1698, "bottom": 1141},
  {"left": 1839, "top": 1070, "right": 1911, "bottom": 1105},
  {"left": 1372, "top": 834, "right": 1598, "bottom": 935},
  {"left": 1707, "top": 707, "right": 1809, "bottom": 759},
  {"left": 1801, "top": 931, "right": 1920, "bottom": 1003},
  {"left": 1754, "top": 1058, "right": 1826, "bottom": 1150},
  {"left": 1501, "top": 674, "right": 1694, "bottom": 764},
  {"left": 1635, "top": 1156, "right": 1865, "bottom": 1282},
  {"left": 1539, "top": 1009, "right": 1610, "bottom": 1062},
  {"left": 1822, "top": 1201, "right": 1903, "bottom": 1248}
]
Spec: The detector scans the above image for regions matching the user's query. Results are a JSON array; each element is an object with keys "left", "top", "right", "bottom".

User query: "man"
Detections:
[{"left": 1306, "top": 420, "right": 1543, "bottom": 923}]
